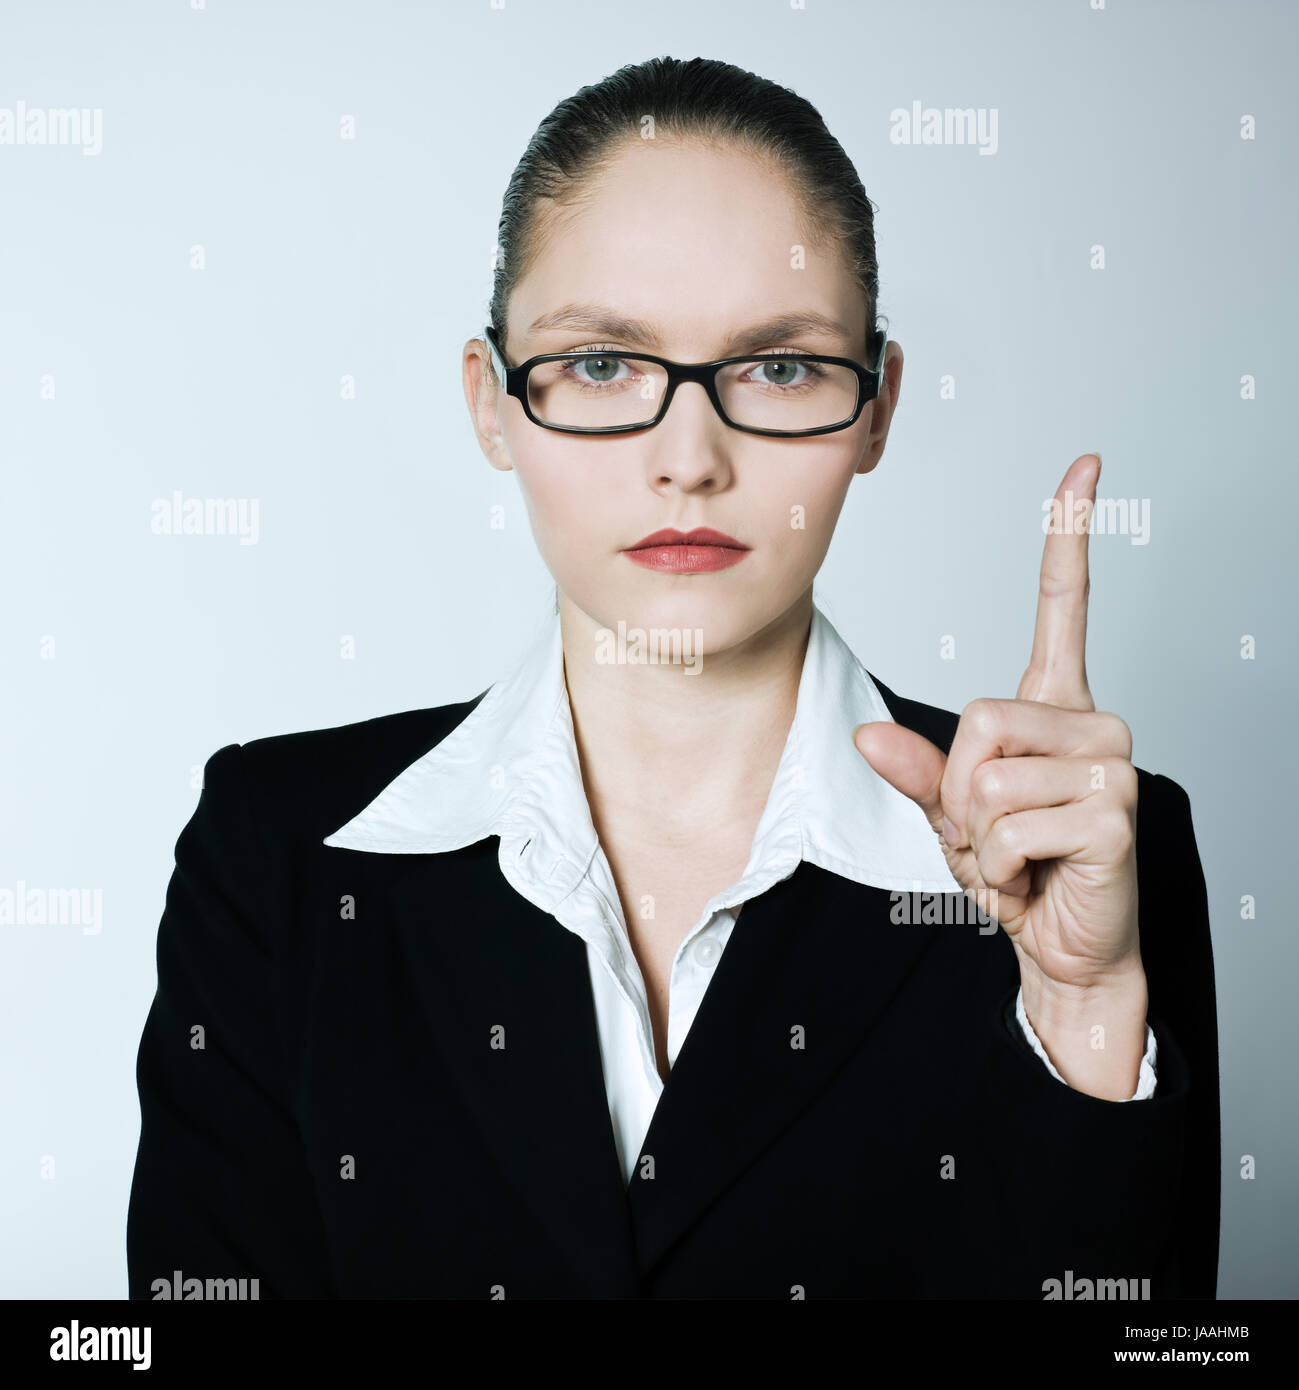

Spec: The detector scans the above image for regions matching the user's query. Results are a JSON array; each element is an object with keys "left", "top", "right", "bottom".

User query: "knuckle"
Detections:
[
  {"left": 1109, "top": 758, "right": 1139, "bottom": 802},
  {"left": 1104, "top": 806, "right": 1135, "bottom": 854},
  {"left": 1099, "top": 711, "right": 1133, "bottom": 756},
  {"left": 961, "top": 697, "right": 999, "bottom": 736},
  {"left": 970, "top": 761, "right": 1004, "bottom": 806},
  {"left": 984, "top": 815, "right": 1018, "bottom": 859}
]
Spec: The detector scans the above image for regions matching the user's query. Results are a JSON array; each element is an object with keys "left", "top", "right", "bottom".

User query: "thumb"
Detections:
[{"left": 852, "top": 721, "right": 951, "bottom": 838}]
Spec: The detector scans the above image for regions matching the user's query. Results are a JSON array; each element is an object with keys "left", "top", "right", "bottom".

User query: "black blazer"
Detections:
[{"left": 126, "top": 675, "right": 1220, "bottom": 1299}]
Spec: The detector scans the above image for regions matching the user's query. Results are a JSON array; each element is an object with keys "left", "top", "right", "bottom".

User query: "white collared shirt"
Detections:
[{"left": 325, "top": 603, "right": 1157, "bottom": 1184}]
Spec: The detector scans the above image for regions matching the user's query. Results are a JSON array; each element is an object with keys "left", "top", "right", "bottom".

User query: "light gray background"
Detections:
[{"left": 2, "top": 0, "right": 1294, "bottom": 1298}]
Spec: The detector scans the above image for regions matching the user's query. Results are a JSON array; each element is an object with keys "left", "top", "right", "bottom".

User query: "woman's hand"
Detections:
[{"left": 853, "top": 453, "right": 1149, "bottom": 1099}]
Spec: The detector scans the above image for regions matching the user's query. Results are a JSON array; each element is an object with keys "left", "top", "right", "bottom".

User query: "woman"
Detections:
[{"left": 127, "top": 56, "right": 1219, "bottom": 1300}]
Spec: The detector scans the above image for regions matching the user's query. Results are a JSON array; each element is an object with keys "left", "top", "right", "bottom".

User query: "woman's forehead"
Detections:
[
  {"left": 505, "top": 142, "right": 864, "bottom": 355},
  {"left": 552, "top": 137, "right": 821, "bottom": 242}
]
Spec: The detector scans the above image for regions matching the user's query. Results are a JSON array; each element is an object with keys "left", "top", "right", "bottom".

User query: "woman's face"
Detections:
[{"left": 465, "top": 137, "right": 903, "bottom": 655}]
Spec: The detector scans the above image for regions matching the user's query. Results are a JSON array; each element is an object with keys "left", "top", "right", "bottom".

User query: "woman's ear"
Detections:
[
  {"left": 855, "top": 339, "right": 903, "bottom": 475},
  {"left": 463, "top": 337, "right": 514, "bottom": 473}
]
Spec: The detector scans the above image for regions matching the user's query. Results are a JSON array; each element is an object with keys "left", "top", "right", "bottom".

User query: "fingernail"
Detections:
[{"left": 942, "top": 815, "right": 960, "bottom": 845}]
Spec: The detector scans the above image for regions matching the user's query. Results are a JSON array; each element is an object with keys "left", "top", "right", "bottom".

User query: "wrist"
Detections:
[
  {"left": 1018, "top": 958, "right": 1149, "bottom": 1101},
  {"left": 1019, "top": 953, "right": 1148, "bottom": 1019}
]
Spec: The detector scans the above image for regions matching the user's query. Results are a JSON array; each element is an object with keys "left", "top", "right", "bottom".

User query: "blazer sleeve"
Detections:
[
  {"left": 126, "top": 742, "right": 333, "bottom": 1298},
  {"left": 971, "top": 769, "right": 1220, "bottom": 1299}
]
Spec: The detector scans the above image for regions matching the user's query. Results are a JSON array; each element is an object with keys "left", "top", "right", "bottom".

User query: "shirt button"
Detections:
[{"left": 691, "top": 936, "right": 721, "bottom": 969}]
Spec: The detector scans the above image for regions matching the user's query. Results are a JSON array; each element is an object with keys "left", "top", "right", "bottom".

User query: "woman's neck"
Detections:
[{"left": 559, "top": 591, "right": 813, "bottom": 845}]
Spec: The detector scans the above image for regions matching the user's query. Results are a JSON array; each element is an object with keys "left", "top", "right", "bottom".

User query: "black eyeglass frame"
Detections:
[{"left": 482, "top": 323, "right": 888, "bottom": 438}]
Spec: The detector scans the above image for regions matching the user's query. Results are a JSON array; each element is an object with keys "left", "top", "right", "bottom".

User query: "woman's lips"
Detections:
[
  {"left": 623, "top": 527, "right": 751, "bottom": 574},
  {"left": 625, "top": 545, "right": 749, "bottom": 573}
]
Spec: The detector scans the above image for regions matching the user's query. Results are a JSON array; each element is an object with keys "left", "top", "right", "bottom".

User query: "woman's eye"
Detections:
[
  {"left": 571, "top": 353, "right": 627, "bottom": 384},
  {"left": 743, "top": 355, "right": 816, "bottom": 387},
  {"left": 559, "top": 347, "right": 632, "bottom": 384}
]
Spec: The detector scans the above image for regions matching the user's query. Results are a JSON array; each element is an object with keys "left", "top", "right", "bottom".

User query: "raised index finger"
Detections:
[{"left": 1018, "top": 452, "right": 1099, "bottom": 709}]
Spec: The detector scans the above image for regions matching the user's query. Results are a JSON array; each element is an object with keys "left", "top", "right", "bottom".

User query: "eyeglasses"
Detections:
[{"left": 483, "top": 323, "right": 887, "bottom": 438}]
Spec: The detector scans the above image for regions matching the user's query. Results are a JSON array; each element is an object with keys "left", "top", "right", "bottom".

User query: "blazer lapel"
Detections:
[
  {"left": 625, "top": 859, "right": 946, "bottom": 1275},
  {"left": 624, "top": 669, "right": 960, "bottom": 1276},
  {"left": 374, "top": 843, "right": 641, "bottom": 1294}
]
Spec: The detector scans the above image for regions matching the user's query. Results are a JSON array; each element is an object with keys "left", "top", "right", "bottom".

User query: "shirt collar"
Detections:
[{"left": 323, "top": 603, "right": 961, "bottom": 896}]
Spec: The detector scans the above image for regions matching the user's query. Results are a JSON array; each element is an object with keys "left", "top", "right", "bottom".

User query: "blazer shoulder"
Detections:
[{"left": 204, "top": 691, "right": 489, "bottom": 847}]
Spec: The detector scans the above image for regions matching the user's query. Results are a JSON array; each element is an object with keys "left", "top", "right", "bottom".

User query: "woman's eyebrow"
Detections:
[{"left": 524, "top": 305, "right": 855, "bottom": 355}]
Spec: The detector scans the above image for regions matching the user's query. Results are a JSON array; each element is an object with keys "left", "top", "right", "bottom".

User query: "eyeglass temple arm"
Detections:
[
  {"left": 871, "top": 328, "right": 887, "bottom": 376},
  {"left": 483, "top": 325, "right": 508, "bottom": 383}
]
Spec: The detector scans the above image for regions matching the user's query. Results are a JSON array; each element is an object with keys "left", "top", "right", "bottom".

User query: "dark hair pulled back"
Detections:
[{"left": 487, "top": 55, "right": 882, "bottom": 363}]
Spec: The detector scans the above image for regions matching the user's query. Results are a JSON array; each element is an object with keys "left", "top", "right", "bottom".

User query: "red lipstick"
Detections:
[{"left": 623, "top": 527, "right": 751, "bottom": 574}]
